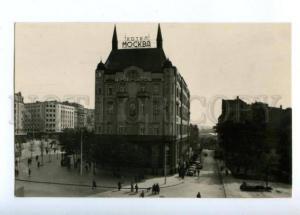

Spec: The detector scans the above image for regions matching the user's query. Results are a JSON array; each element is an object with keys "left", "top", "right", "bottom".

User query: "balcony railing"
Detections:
[
  {"left": 116, "top": 91, "right": 129, "bottom": 98},
  {"left": 137, "top": 91, "right": 150, "bottom": 98}
]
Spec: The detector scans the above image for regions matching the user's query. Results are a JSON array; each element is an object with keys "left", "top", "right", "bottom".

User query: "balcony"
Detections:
[
  {"left": 137, "top": 90, "right": 150, "bottom": 98},
  {"left": 116, "top": 91, "right": 129, "bottom": 98}
]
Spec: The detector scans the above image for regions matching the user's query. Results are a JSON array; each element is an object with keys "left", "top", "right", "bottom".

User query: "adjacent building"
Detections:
[
  {"left": 216, "top": 97, "right": 292, "bottom": 182},
  {"left": 62, "top": 101, "right": 85, "bottom": 129},
  {"left": 94, "top": 24, "right": 190, "bottom": 174},
  {"left": 23, "top": 101, "right": 75, "bottom": 133},
  {"left": 14, "top": 92, "right": 25, "bottom": 135},
  {"left": 84, "top": 108, "right": 95, "bottom": 132}
]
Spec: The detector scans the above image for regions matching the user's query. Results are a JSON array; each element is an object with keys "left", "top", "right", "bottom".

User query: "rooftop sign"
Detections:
[{"left": 122, "top": 35, "right": 151, "bottom": 49}]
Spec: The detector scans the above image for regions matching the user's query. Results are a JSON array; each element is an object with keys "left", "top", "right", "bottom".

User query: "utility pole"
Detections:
[
  {"left": 163, "top": 99, "right": 167, "bottom": 184},
  {"left": 80, "top": 128, "right": 83, "bottom": 176}
]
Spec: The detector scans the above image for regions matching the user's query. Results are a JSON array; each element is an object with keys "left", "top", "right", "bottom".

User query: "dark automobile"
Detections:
[
  {"left": 196, "top": 163, "right": 203, "bottom": 169},
  {"left": 186, "top": 169, "right": 195, "bottom": 176},
  {"left": 240, "top": 182, "right": 272, "bottom": 192}
]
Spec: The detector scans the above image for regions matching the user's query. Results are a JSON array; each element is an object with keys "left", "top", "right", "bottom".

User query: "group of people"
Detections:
[
  {"left": 130, "top": 182, "right": 139, "bottom": 193},
  {"left": 151, "top": 183, "right": 160, "bottom": 195}
]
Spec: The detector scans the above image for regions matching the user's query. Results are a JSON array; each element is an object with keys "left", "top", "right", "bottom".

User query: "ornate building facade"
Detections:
[{"left": 94, "top": 25, "right": 190, "bottom": 174}]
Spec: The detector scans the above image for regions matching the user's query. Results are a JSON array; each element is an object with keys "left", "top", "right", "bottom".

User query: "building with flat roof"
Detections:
[{"left": 23, "top": 101, "right": 75, "bottom": 134}]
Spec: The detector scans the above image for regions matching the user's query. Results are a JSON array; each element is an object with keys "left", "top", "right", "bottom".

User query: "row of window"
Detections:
[
  {"left": 96, "top": 126, "right": 160, "bottom": 135},
  {"left": 96, "top": 84, "right": 160, "bottom": 96},
  {"left": 46, "top": 109, "right": 55, "bottom": 112}
]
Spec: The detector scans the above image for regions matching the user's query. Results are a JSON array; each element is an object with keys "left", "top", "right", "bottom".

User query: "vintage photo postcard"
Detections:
[{"left": 14, "top": 23, "right": 291, "bottom": 197}]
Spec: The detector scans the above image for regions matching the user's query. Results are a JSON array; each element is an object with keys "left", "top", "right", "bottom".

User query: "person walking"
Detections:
[
  {"left": 35, "top": 155, "right": 39, "bottom": 162},
  {"left": 28, "top": 168, "right": 31, "bottom": 176},
  {"left": 196, "top": 192, "right": 201, "bottom": 198},
  {"left": 37, "top": 161, "right": 40, "bottom": 168},
  {"left": 140, "top": 190, "right": 145, "bottom": 198},
  {"left": 152, "top": 184, "right": 156, "bottom": 195},
  {"left": 157, "top": 183, "right": 160, "bottom": 195},
  {"left": 92, "top": 179, "right": 97, "bottom": 190},
  {"left": 118, "top": 181, "right": 122, "bottom": 191},
  {"left": 131, "top": 182, "right": 134, "bottom": 192},
  {"left": 135, "top": 184, "right": 139, "bottom": 193}
]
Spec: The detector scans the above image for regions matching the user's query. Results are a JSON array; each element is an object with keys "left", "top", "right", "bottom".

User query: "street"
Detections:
[{"left": 15, "top": 146, "right": 291, "bottom": 197}]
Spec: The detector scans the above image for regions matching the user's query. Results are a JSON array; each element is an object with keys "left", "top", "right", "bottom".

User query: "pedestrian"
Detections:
[
  {"left": 140, "top": 190, "right": 145, "bottom": 198},
  {"left": 197, "top": 169, "right": 200, "bottom": 177},
  {"left": 131, "top": 182, "right": 134, "bottom": 192},
  {"left": 157, "top": 183, "right": 160, "bottom": 194},
  {"left": 37, "top": 161, "right": 40, "bottom": 168},
  {"left": 118, "top": 181, "right": 121, "bottom": 191},
  {"left": 35, "top": 155, "right": 39, "bottom": 162},
  {"left": 196, "top": 192, "right": 201, "bottom": 198},
  {"left": 92, "top": 179, "right": 97, "bottom": 190},
  {"left": 135, "top": 184, "right": 138, "bottom": 193},
  {"left": 28, "top": 168, "right": 31, "bottom": 176},
  {"left": 152, "top": 184, "right": 156, "bottom": 195}
]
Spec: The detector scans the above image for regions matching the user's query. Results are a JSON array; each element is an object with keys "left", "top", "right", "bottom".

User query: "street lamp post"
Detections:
[{"left": 80, "top": 128, "right": 83, "bottom": 176}]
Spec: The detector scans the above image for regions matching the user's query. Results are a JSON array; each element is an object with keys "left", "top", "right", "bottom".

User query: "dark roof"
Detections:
[
  {"left": 163, "top": 58, "right": 173, "bottom": 68},
  {"left": 96, "top": 61, "right": 106, "bottom": 70},
  {"left": 105, "top": 48, "right": 167, "bottom": 72}
]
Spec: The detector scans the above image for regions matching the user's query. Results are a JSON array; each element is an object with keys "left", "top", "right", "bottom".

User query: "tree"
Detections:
[
  {"left": 29, "top": 140, "right": 35, "bottom": 160},
  {"left": 59, "top": 128, "right": 94, "bottom": 170},
  {"left": 39, "top": 139, "right": 45, "bottom": 165},
  {"left": 259, "top": 150, "right": 278, "bottom": 187},
  {"left": 15, "top": 139, "right": 24, "bottom": 164}
]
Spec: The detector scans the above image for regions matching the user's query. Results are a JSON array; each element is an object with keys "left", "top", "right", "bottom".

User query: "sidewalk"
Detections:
[{"left": 15, "top": 151, "right": 184, "bottom": 197}]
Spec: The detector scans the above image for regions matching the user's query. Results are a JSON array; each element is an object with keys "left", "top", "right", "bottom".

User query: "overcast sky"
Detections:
[{"left": 15, "top": 23, "right": 291, "bottom": 126}]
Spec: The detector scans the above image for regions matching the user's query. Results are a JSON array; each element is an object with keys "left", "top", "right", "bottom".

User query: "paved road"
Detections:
[
  {"left": 15, "top": 149, "right": 226, "bottom": 197},
  {"left": 16, "top": 147, "right": 290, "bottom": 198},
  {"left": 94, "top": 149, "right": 226, "bottom": 198}
]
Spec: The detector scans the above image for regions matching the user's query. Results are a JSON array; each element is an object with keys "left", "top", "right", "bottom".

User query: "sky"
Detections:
[{"left": 15, "top": 23, "right": 291, "bottom": 127}]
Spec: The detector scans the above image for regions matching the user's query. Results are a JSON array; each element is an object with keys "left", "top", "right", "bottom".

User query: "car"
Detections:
[
  {"left": 196, "top": 163, "right": 203, "bottom": 169},
  {"left": 186, "top": 169, "right": 195, "bottom": 176},
  {"left": 189, "top": 164, "right": 196, "bottom": 169},
  {"left": 240, "top": 182, "right": 272, "bottom": 192}
]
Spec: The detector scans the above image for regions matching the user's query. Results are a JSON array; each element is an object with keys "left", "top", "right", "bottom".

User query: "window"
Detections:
[
  {"left": 120, "top": 86, "right": 125, "bottom": 92},
  {"left": 153, "top": 84, "right": 159, "bottom": 94},
  {"left": 154, "top": 127, "right": 159, "bottom": 135},
  {"left": 108, "top": 87, "right": 113, "bottom": 96},
  {"left": 153, "top": 102, "right": 159, "bottom": 118},
  {"left": 140, "top": 126, "right": 145, "bottom": 135},
  {"left": 108, "top": 103, "right": 114, "bottom": 114},
  {"left": 141, "top": 102, "right": 145, "bottom": 114}
]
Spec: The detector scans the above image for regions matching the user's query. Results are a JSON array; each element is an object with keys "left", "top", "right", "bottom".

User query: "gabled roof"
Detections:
[{"left": 105, "top": 48, "right": 167, "bottom": 72}]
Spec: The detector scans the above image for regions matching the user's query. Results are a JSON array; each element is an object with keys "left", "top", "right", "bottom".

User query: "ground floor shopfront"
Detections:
[{"left": 94, "top": 135, "right": 190, "bottom": 176}]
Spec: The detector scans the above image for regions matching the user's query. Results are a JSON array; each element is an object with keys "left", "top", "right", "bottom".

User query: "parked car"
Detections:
[
  {"left": 196, "top": 163, "right": 203, "bottom": 169},
  {"left": 186, "top": 169, "right": 195, "bottom": 176},
  {"left": 240, "top": 182, "right": 272, "bottom": 192}
]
